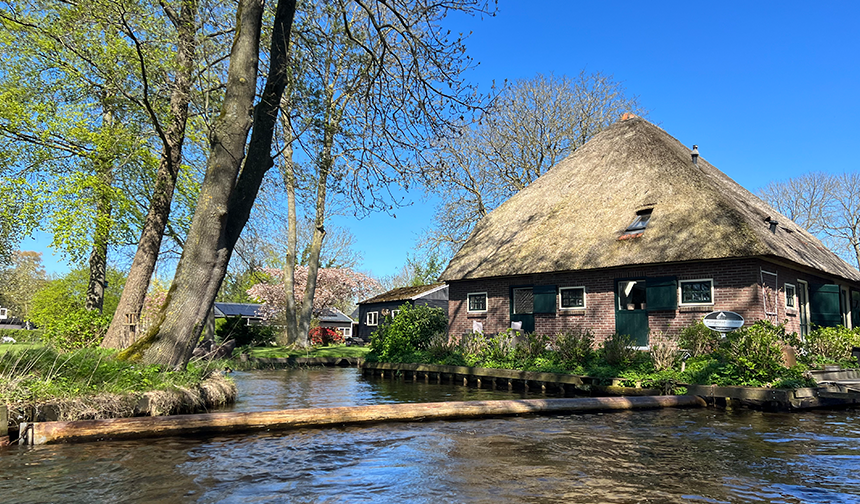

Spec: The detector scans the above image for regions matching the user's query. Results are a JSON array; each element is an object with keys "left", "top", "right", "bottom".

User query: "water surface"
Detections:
[{"left": 3, "top": 368, "right": 859, "bottom": 503}]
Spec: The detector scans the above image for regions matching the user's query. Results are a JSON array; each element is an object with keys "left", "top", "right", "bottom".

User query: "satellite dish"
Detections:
[{"left": 702, "top": 311, "right": 744, "bottom": 334}]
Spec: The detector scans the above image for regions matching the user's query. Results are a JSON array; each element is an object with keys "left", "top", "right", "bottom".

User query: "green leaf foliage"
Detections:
[{"left": 369, "top": 303, "right": 447, "bottom": 362}]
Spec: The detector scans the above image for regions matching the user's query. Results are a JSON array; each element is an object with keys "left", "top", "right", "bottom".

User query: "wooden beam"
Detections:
[{"left": 22, "top": 395, "right": 706, "bottom": 445}]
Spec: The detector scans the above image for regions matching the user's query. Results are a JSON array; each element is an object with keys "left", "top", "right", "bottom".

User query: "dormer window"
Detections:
[{"left": 626, "top": 209, "right": 653, "bottom": 233}]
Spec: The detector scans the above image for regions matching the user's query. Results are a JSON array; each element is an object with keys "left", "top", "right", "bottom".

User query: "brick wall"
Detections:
[{"left": 448, "top": 258, "right": 858, "bottom": 344}]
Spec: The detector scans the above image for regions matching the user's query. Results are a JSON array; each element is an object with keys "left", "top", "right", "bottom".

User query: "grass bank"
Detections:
[{"left": 1, "top": 344, "right": 236, "bottom": 426}]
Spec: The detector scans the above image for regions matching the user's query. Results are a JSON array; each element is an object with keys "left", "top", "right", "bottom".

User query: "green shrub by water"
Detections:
[
  {"left": 216, "top": 316, "right": 276, "bottom": 347},
  {"left": 368, "top": 304, "right": 447, "bottom": 362}
]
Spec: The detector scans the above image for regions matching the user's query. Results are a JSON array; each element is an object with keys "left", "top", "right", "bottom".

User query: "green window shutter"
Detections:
[
  {"left": 647, "top": 277, "right": 677, "bottom": 311},
  {"left": 810, "top": 284, "right": 842, "bottom": 328},
  {"left": 533, "top": 285, "right": 557, "bottom": 314}
]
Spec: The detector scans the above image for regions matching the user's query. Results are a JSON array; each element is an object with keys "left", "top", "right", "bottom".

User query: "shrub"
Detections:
[
  {"left": 369, "top": 303, "right": 447, "bottom": 362},
  {"left": 649, "top": 330, "right": 679, "bottom": 372},
  {"left": 679, "top": 322, "right": 721, "bottom": 357},
  {"left": 308, "top": 326, "right": 344, "bottom": 346},
  {"left": 215, "top": 316, "right": 276, "bottom": 347},
  {"left": 551, "top": 328, "right": 594, "bottom": 364},
  {"left": 718, "top": 320, "right": 790, "bottom": 385},
  {"left": 601, "top": 333, "right": 637, "bottom": 367},
  {"left": 41, "top": 308, "right": 111, "bottom": 351},
  {"left": 800, "top": 326, "right": 860, "bottom": 366}
]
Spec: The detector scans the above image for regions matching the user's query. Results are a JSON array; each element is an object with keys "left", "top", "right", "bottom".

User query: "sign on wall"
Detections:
[{"left": 702, "top": 311, "right": 744, "bottom": 334}]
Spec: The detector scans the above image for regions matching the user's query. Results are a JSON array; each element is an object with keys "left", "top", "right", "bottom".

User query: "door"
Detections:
[
  {"left": 510, "top": 286, "right": 535, "bottom": 333},
  {"left": 615, "top": 279, "right": 649, "bottom": 347},
  {"left": 797, "top": 280, "right": 810, "bottom": 338}
]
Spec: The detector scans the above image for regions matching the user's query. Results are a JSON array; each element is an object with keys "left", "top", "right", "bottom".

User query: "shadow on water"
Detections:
[{"left": 3, "top": 367, "right": 860, "bottom": 503}]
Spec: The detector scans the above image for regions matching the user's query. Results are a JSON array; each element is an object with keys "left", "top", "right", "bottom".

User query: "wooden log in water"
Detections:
[{"left": 22, "top": 395, "right": 706, "bottom": 445}]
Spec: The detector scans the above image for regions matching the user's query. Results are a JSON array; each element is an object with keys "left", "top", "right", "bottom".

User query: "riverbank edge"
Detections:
[
  {"left": 234, "top": 355, "right": 364, "bottom": 369},
  {"left": 3, "top": 372, "right": 237, "bottom": 443},
  {"left": 361, "top": 362, "right": 860, "bottom": 410}
]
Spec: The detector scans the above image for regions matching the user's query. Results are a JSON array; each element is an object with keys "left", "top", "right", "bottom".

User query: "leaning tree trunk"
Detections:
[
  {"left": 118, "top": 0, "right": 297, "bottom": 369},
  {"left": 279, "top": 130, "right": 299, "bottom": 346},
  {"left": 102, "top": 0, "right": 198, "bottom": 349}
]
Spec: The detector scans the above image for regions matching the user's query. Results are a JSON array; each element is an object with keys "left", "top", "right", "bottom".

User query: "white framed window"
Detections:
[
  {"left": 391, "top": 309, "right": 400, "bottom": 318},
  {"left": 467, "top": 292, "right": 488, "bottom": 313},
  {"left": 679, "top": 279, "right": 714, "bottom": 306},
  {"left": 0, "top": 307, "right": 7, "bottom": 320},
  {"left": 785, "top": 283, "right": 796, "bottom": 310},
  {"left": 366, "top": 311, "right": 379, "bottom": 326},
  {"left": 340, "top": 326, "right": 352, "bottom": 338},
  {"left": 559, "top": 286, "right": 586, "bottom": 310}
]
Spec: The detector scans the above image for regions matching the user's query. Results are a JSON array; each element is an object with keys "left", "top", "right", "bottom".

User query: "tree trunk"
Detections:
[
  {"left": 294, "top": 102, "right": 335, "bottom": 347},
  {"left": 102, "top": 0, "right": 198, "bottom": 349},
  {"left": 85, "top": 107, "right": 114, "bottom": 313},
  {"left": 118, "top": 0, "right": 296, "bottom": 369},
  {"left": 279, "top": 129, "right": 299, "bottom": 346}
]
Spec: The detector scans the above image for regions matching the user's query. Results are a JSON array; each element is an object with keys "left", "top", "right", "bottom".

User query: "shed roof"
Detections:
[
  {"left": 318, "top": 307, "right": 354, "bottom": 324},
  {"left": 440, "top": 116, "right": 860, "bottom": 283},
  {"left": 213, "top": 302, "right": 264, "bottom": 318},
  {"left": 359, "top": 283, "right": 447, "bottom": 305}
]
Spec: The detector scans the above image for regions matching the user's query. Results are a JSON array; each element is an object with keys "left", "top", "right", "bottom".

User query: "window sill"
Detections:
[
  {"left": 467, "top": 313, "right": 487, "bottom": 318},
  {"left": 559, "top": 310, "right": 586, "bottom": 316},
  {"left": 678, "top": 305, "right": 712, "bottom": 313}
]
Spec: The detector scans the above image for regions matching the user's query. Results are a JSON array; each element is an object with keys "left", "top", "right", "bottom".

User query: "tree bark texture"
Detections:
[
  {"left": 102, "top": 0, "right": 198, "bottom": 349},
  {"left": 85, "top": 107, "right": 115, "bottom": 313},
  {"left": 119, "top": 0, "right": 297, "bottom": 369}
]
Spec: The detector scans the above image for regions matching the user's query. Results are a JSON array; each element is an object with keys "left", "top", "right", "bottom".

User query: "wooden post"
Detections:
[
  {"left": 0, "top": 404, "right": 8, "bottom": 446},
  {"left": 476, "top": 378, "right": 482, "bottom": 388}
]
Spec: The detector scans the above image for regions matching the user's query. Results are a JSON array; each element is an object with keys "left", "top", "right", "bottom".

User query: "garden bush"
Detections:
[
  {"left": 369, "top": 303, "right": 447, "bottom": 362},
  {"left": 799, "top": 326, "right": 860, "bottom": 367},
  {"left": 551, "top": 328, "right": 594, "bottom": 364},
  {"left": 215, "top": 316, "right": 276, "bottom": 347},
  {"left": 679, "top": 322, "right": 721, "bottom": 357},
  {"left": 718, "top": 320, "right": 790, "bottom": 386},
  {"left": 308, "top": 326, "right": 344, "bottom": 346},
  {"left": 41, "top": 308, "right": 111, "bottom": 351},
  {"left": 600, "top": 333, "right": 637, "bottom": 367}
]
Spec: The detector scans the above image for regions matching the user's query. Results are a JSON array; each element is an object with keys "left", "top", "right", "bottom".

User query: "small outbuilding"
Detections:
[
  {"left": 317, "top": 307, "right": 356, "bottom": 339},
  {"left": 356, "top": 283, "right": 449, "bottom": 341},
  {"left": 440, "top": 115, "right": 860, "bottom": 347}
]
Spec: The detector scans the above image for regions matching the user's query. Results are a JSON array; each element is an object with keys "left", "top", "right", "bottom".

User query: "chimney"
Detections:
[
  {"left": 620, "top": 112, "right": 638, "bottom": 121},
  {"left": 691, "top": 145, "right": 699, "bottom": 165}
]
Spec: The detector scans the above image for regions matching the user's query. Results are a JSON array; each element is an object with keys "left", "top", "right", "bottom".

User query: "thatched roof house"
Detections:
[
  {"left": 442, "top": 115, "right": 860, "bottom": 345},
  {"left": 442, "top": 116, "right": 859, "bottom": 283}
]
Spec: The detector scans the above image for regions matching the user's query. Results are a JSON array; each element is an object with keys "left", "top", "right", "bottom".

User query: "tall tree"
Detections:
[
  {"left": 102, "top": 0, "right": 202, "bottom": 349},
  {"left": 427, "top": 71, "right": 647, "bottom": 252},
  {"left": 0, "top": 0, "right": 188, "bottom": 314},
  {"left": 277, "top": 0, "right": 491, "bottom": 347},
  {"left": 119, "top": 0, "right": 299, "bottom": 367},
  {"left": 120, "top": 0, "right": 491, "bottom": 367},
  {"left": 758, "top": 172, "right": 860, "bottom": 270},
  {"left": 0, "top": 250, "right": 47, "bottom": 321}
]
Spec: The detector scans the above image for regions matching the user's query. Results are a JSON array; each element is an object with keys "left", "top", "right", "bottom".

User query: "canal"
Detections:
[{"left": 3, "top": 367, "right": 860, "bottom": 503}]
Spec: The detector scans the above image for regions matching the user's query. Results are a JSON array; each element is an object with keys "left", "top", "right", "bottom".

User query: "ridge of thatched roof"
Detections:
[
  {"left": 359, "top": 283, "right": 447, "bottom": 305},
  {"left": 440, "top": 116, "right": 860, "bottom": 283}
]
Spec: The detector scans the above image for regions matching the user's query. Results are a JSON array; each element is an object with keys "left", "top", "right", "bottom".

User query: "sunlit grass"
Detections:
[{"left": 242, "top": 344, "right": 370, "bottom": 359}]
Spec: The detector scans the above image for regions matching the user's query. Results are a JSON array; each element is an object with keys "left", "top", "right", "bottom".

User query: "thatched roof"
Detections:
[
  {"left": 359, "top": 283, "right": 447, "bottom": 304},
  {"left": 441, "top": 116, "right": 860, "bottom": 283}
]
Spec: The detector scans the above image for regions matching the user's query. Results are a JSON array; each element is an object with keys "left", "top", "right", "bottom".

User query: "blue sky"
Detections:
[{"left": 27, "top": 1, "right": 860, "bottom": 279}]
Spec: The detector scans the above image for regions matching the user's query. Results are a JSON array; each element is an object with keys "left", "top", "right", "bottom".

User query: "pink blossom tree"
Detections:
[{"left": 247, "top": 266, "right": 380, "bottom": 345}]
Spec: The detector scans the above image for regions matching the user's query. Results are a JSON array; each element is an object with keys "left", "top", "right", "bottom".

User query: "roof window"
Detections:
[{"left": 625, "top": 209, "right": 653, "bottom": 233}]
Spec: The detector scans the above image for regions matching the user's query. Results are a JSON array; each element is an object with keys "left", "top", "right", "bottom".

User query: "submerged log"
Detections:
[{"left": 22, "top": 395, "right": 706, "bottom": 445}]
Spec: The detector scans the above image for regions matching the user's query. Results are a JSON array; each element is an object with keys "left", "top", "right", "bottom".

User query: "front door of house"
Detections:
[
  {"left": 510, "top": 286, "right": 535, "bottom": 333},
  {"left": 615, "top": 279, "right": 649, "bottom": 347}
]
